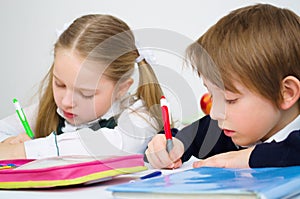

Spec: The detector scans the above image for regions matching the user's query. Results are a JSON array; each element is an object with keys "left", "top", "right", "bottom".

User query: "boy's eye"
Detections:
[{"left": 226, "top": 99, "right": 238, "bottom": 104}]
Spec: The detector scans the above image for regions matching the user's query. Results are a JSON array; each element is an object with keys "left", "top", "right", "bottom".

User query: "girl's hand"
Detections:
[
  {"left": 193, "top": 147, "right": 254, "bottom": 168},
  {"left": 2, "top": 133, "right": 31, "bottom": 144},
  {"left": 145, "top": 134, "right": 184, "bottom": 169},
  {"left": 0, "top": 142, "right": 26, "bottom": 159}
]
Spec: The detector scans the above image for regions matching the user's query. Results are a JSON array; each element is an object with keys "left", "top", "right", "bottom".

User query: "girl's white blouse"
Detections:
[{"left": 0, "top": 99, "right": 158, "bottom": 159}]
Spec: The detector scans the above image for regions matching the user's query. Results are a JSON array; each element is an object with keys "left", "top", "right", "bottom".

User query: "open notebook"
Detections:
[
  {"left": 0, "top": 154, "right": 147, "bottom": 189},
  {"left": 108, "top": 166, "right": 300, "bottom": 199}
]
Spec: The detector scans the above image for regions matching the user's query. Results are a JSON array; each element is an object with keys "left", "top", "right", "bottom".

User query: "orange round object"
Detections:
[{"left": 200, "top": 93, "right": 212, "bottom": 115}]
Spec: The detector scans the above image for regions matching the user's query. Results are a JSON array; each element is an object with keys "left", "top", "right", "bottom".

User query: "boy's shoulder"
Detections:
[{"left": 287, "top": 129, "right": 300, "bottom": 140}]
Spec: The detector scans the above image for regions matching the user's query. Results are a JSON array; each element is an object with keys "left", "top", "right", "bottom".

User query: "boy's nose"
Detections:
[{"left": 209, "top": 101, "right": 226, "bottom": 121}]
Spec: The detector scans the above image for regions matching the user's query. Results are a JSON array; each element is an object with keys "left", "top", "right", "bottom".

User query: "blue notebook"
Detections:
[{"left": 108, "top": 166, "right": 300, "bottom": 199}]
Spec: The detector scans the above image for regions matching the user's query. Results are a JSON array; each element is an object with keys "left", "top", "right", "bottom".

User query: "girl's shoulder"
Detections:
[
  {"left": 120, "top": 95, "right": 147, "bottom": 113},
  {"left": 119, "top": 97, "right": 159, "bottom": 129}
]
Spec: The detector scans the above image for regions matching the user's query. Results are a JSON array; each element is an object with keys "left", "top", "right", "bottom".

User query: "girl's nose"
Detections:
[{"left": 61, "top": 90, "right": 76, "bottom": 108}]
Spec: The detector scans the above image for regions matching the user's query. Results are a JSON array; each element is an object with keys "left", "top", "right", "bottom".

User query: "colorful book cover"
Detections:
[{"left": 108, "top": 166, "right": 300, "bottom": 199}]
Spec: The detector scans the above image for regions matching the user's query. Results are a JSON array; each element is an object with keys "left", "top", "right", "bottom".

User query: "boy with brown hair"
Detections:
[{"left": 146, "top": 3, "right": 300, "bottom": 169}]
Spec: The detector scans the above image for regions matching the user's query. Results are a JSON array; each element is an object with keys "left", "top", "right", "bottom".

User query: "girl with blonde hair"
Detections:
[{"left": 0, "top": 14, "right": 164, "bottom": 159}]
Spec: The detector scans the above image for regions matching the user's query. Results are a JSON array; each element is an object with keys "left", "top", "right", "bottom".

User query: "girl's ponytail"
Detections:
[{"left": 135, "top": 58, "right": 164, "bottom": 131}]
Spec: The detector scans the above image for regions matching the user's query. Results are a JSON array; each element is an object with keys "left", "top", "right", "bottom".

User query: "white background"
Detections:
[{"left": 1, "top": 0, "right": 299, "bottom": 122}]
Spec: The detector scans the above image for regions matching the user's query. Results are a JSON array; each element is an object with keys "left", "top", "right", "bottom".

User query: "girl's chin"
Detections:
[{"left": 66, "top": 119, "right": 82, "bottom": 126}]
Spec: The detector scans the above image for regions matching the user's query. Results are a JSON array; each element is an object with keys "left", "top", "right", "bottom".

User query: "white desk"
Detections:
[{"left": 0, "top": 159, "right": 196, "bottom": 199}]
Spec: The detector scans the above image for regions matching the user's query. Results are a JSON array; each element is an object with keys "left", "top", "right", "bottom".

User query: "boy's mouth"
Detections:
[{"left": 223, "top": 129, "right": 235, "bottom": 137}]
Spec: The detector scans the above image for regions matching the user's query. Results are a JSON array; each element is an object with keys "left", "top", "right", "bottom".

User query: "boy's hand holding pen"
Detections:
[
  {"left": 146, "top": 134, "right": 184, "bottom": 169},
  {"left": 138, "top": 96, "right": 186, "bottom": 169},
  {"left": 145, "top": 96, "right": 184, "bottom": 169}
]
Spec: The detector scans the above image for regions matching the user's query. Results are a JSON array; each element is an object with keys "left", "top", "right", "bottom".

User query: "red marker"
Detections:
[{"left": 160, "top": 96, "right": 173, "bottom": 152}]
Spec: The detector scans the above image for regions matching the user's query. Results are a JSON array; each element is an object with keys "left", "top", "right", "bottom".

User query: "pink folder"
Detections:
[{"left": 0, "top": 154, "right": 146, "bottom": 189}]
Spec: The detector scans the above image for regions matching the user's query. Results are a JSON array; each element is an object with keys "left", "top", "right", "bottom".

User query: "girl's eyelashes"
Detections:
[
  {"left": 80, "top": 92, "right": 95, "bottom": 99},
  {"left": 54, "top": 80, "right": 65, "bottom": 88},
  {"left": 53, "top": 76, "right": 96, "bottom": 99}
]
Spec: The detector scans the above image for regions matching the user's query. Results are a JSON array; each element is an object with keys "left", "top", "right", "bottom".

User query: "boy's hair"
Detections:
[
  {"left": 186, "top": 4, "right": 300, "bottom": 108},
  {"left": 35, "top": 15, "right": 163, "bottom": 137}
]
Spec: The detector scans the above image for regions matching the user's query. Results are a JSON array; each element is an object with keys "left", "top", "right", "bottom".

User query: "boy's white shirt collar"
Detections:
[{"left": 264, "top": 114, "right": 300, "bottom": 143}]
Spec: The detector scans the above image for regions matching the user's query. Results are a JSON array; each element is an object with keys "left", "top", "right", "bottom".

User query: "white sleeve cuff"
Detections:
[
  {"left": 24, "top": 132, "right": 91, "bottom": 159},
  {"left": 24, "top": 132, "right": 58, "bottom": 159}
]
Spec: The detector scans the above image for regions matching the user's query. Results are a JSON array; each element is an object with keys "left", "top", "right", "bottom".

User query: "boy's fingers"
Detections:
[
  {"left": 193, "top": 160, "right": 204, "bottom": 168},
  {"left": 172, "top": 159, "right": 182, "bottom": 169},
  {"left": 193, "top": 157, "right": 225, "bottom": 168},
  {"left": 166, "top": 163, "right": 175, "bottom": 169},
  {"left": 146, "top": 135, "right": 173, "bottom": 168},
  {"left": 168, "top": 138, "right": 184, "bottom": 162},
  {"left": 146, "top": 135, "right": 184, "bottom": 169},
  {"left": 165, "top": 159, "right": 182, "bottom": 169},
  {"left": 146, "top": 148, "right": 173, "bottom": 169}
]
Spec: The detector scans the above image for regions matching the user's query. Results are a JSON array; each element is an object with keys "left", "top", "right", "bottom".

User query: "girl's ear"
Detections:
[
  {"left": 280, "top": 76, "right": 300, "bottom": 110},
  {"left": 116, "top": 78, "right": 134, "bottom": 99}
]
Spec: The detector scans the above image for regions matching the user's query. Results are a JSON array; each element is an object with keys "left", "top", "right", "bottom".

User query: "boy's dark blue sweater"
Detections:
[{"left": 164, "top": 115, "right": 300, "bottom": 168}]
